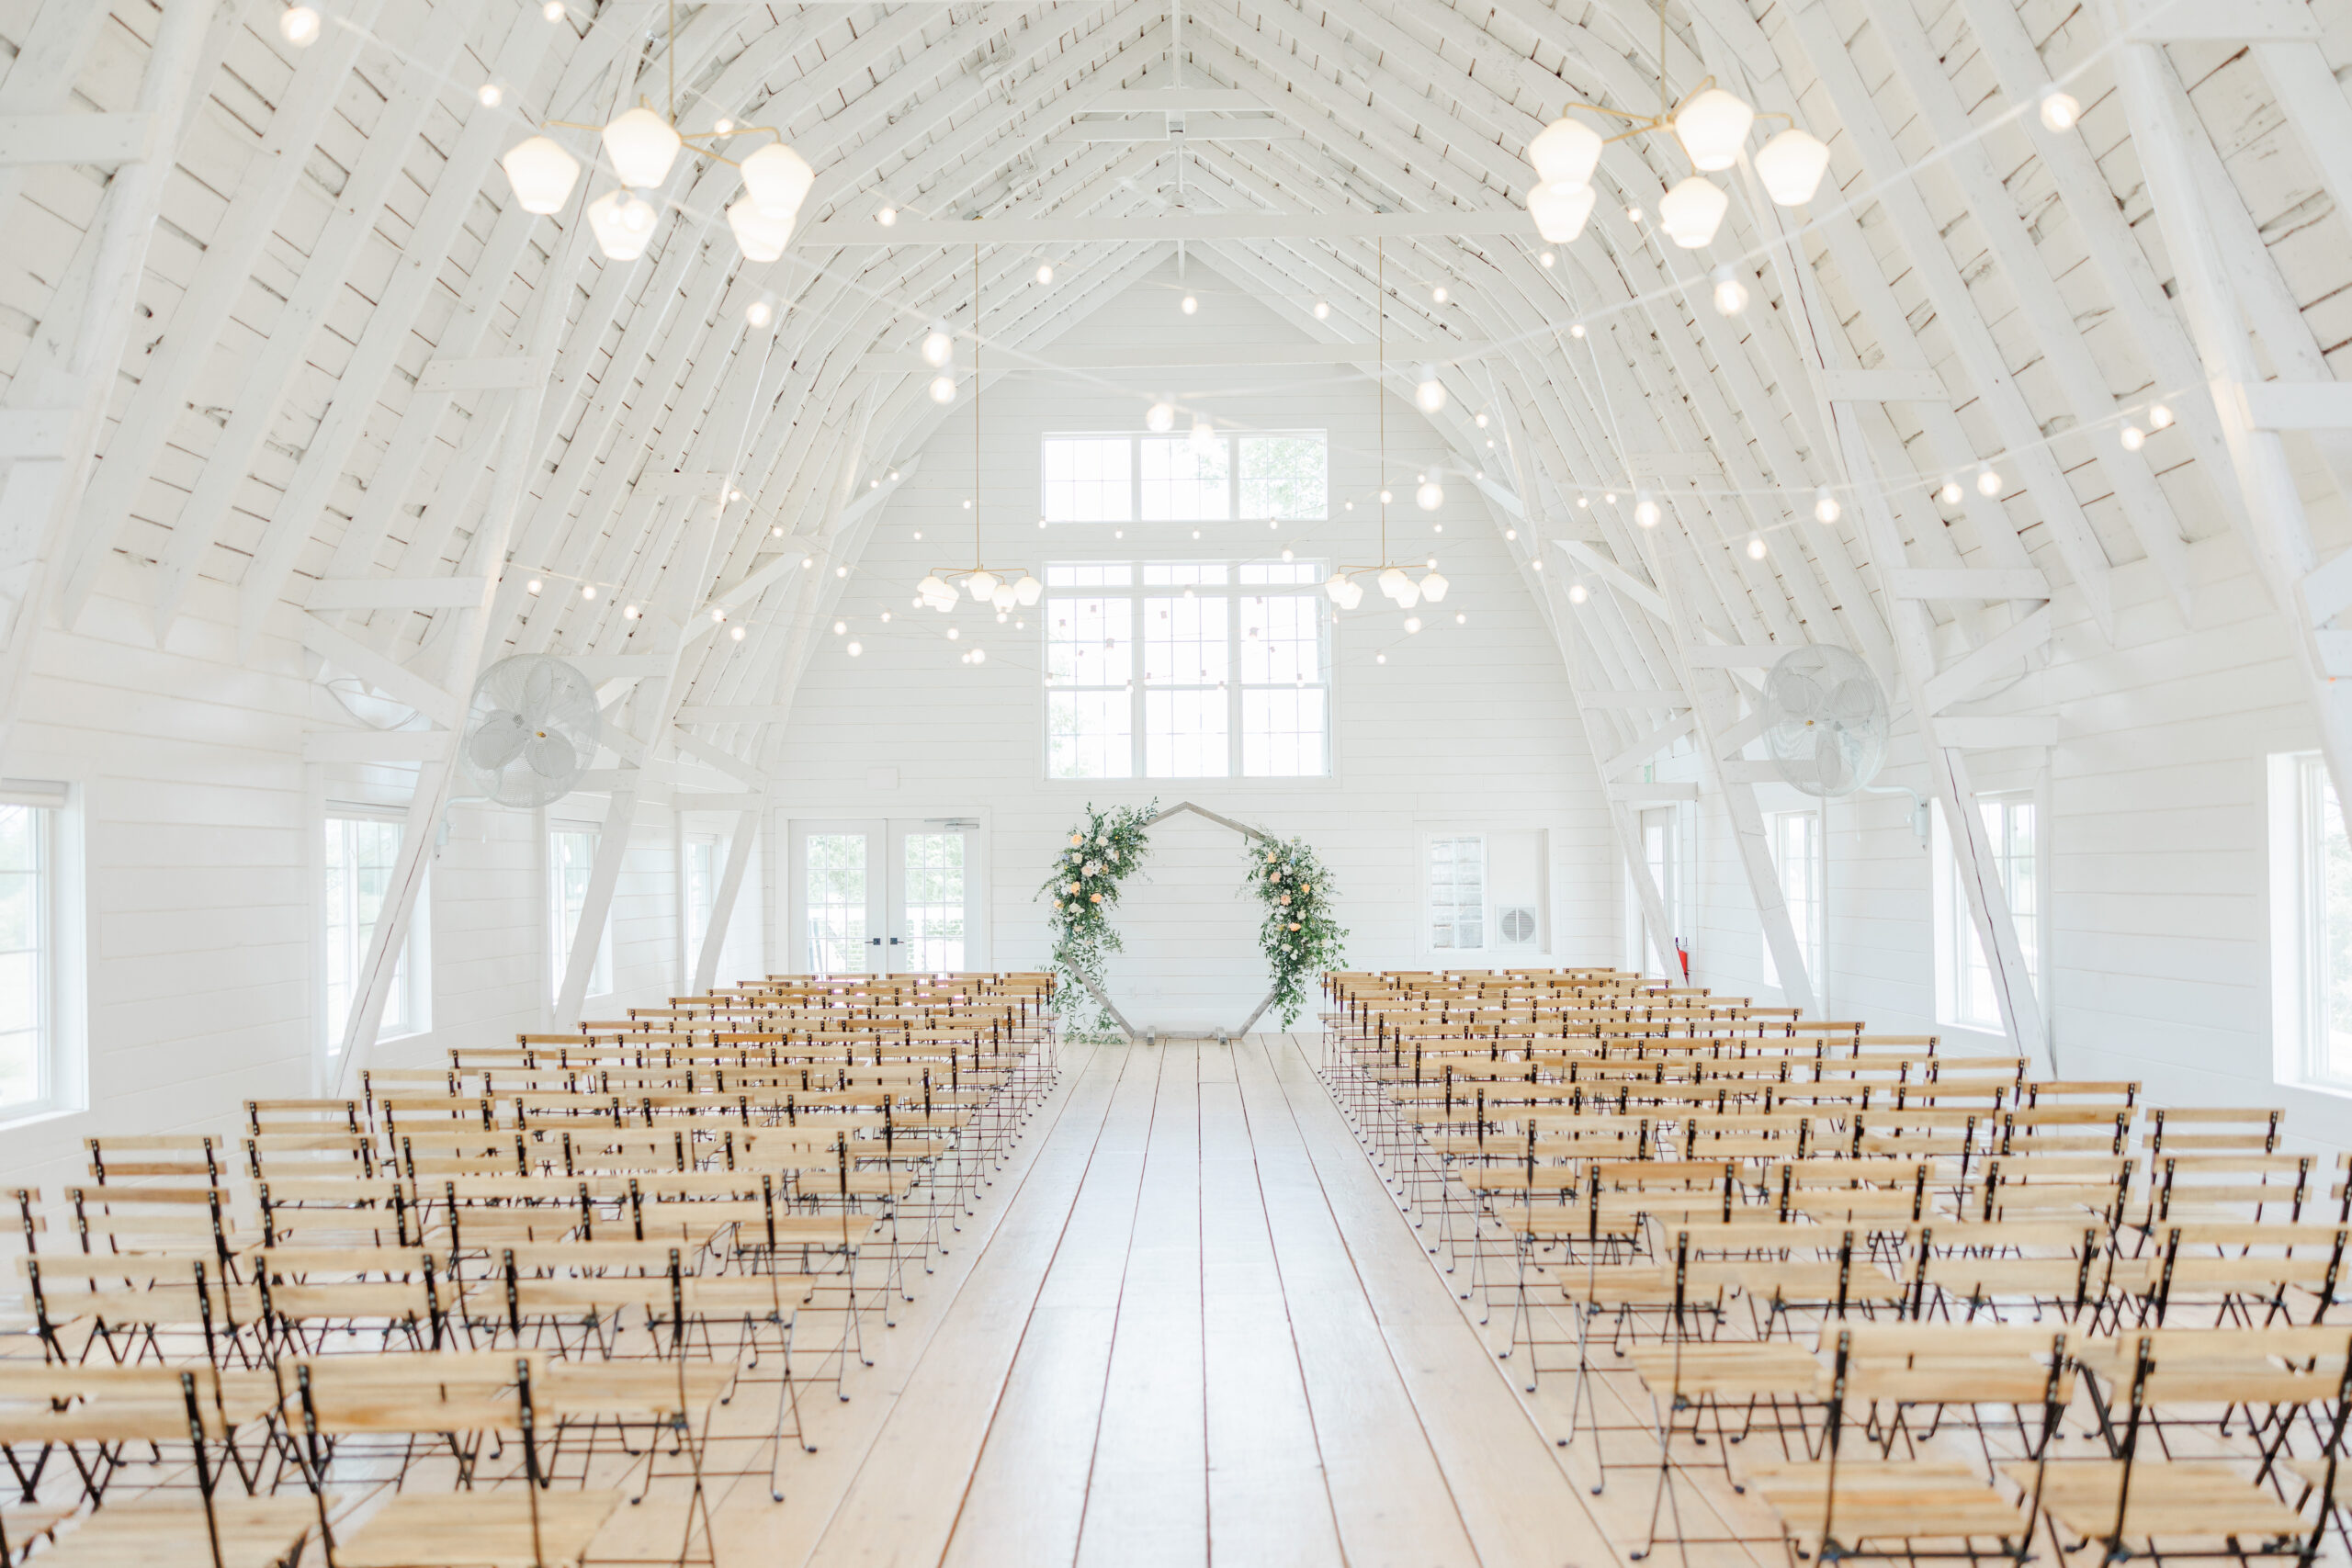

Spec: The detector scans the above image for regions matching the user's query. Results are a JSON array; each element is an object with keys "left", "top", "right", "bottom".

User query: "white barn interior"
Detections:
[{"left": 4, "top": 0, "right": 2352, "bottom": 1562}]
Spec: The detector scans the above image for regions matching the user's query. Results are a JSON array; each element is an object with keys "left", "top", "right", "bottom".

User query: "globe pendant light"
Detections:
[
  {"left": 602, "top": 106, "right": 684, "bottom": 188},
  {"left": 500, "top": 135, "right": 582, "bottom": 215},
  {"left": 1673, "top": 87, "right": 1755, "bottom": 171},
  {"left": 586, "top": 190, "right": 658, "bottom": 260},
  {"left": 1753, "top": 127, "right": 1830, "bottom": 206},
  {"left": 1527, "top": 116, "right": 1604, "bottom": 188},
  {"left": 739, "top": 142, "right": 815, "bottom": 220},
  {"left": 1657, "top": 175, "right": 1728, "bottom": 248},
  {"left": 726, "top": 197, "right": 794, "bottom": 263},
  {"left": 1528, "top": 181, "right": 1598, "bottom": 243}
]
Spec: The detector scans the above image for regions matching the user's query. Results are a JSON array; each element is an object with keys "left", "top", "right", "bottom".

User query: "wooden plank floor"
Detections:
[{"left": 697, "top": 1038, "right": 1620, "bottom": 1568}]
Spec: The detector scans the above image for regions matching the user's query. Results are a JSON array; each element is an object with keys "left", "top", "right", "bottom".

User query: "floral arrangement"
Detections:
[
  {"left": 1243, "top": 834, "right": 1347, "bottom": 1030},
  {"left": 1038, "top": 800, "right": 1157, "bottom": 1039}
]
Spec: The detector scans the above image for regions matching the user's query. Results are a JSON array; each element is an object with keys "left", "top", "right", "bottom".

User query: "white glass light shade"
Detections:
[
  {"left": 502, "top": 136, "right": 582, "bottom": 215},
  {"left": 1657, "top": 176, "right": 1728, "bottom": 248},
  {"left": 1013, "top": 574, "right": 1044, "bottom": 606},
  {"left": 602, "top": 107, "right": 683, "bottom": 188},
  {"left": 916, "top": 574, "right": 950, "bottom": 601},
  {"left": 739, "top": 142, "right": 815, "bottom": 219},
  {"left": 586, "top": 190, "right": 657, "bottom": 260},
  {"left": 1145, "top": 401, "right": 1175, "bottom": 433},
  {"left": 1419, "top": 570, "right": 1450, "bottom": 603},
  {"left": 990, "top": 583, "right": 1018, "bottom": 612},
  {"left": 1191, "top": 418, "right": 1216, "bottom": 447},
  {"left": 1753, "top": 128, "right": 1830, "bottom": 206},
  {"left": 1378, "top": 567, "right": 1409, "bottom": 603},
  {"left": 1337, "top": 580, "right": 1364, "bottom": 610},
  {"left": 1415, "top": 481, "right": 1444, "bottom": 511},
  {"left": 1527, "top": 181, "right": 1597, "bottom": 243},
  {"left": 1528, "top": 117, "right": 1603, "bottom": 187},
  {"left": 1324, "top": 573, "right": 1350, "bottom": 603},
  {"left": 1394, "top": 578, "right": 1421, "bottom": 610},
  {"left": 726, "top": 198, "right": 794, "bottom": 262},
  {"left": 966, "top": 570, "right": 1000, "bottom": 602},
  {"left": 922, "top": 329, "right": 954, "bottom": 368},
  {"left": 1674, "top": 88, "right": 1755, "bottom": 172}
]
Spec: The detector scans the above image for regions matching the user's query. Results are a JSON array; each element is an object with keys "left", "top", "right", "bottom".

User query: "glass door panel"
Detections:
[{"left": 791, "top": 820, "right": 885, "bottom": 975}]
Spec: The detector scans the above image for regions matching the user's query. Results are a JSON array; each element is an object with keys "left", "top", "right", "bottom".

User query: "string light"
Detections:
[
  {"left": 1746, "top": 535, "right": 1767, "bottom": 559},
  {"left": 1712, "top": 265, "right": 1748, "bottom": 317},
  {"left": 1431, "top": 286, "right": 1448, "bottom": 304},
  {"left": 2149, "top": 403, "right": 2175, "bottom": 429},
  {"left": 729, "top": 625, "right": 746, "bottom": 641},
  {"left": 847, "top": 641, "right": 862, "bottom": 656},
  {"left": 922, "top": 328, "right": 954, "bottom": 367},
  {"left": 1180, "top": 294, "right": 1198, "bottom": 315},
  {"left": 477, "top": 82, "right": 504, "bottom": 108},
  {"left": 1938, "top": 479, "right": 1963, "bottom": 504},
  {"left": 580, "top": 584, "right": 596, "bottom": 600},
  {"left": 929, "top": 376, "right": 955, "bottom": 403},
  {"left": 2120, "top": 424, "right": 2146, "bottom": 451},
  {"left": 876, "top": 207, "right": 898, "bottom": 225},
  {"left": 1634, "top": 491, "right": 1661, "bottom": 527},
  {"left": 1035, "top": 263, "right": 1054, "bottom": 284},
  {"left": 1314, "top": 301, "right": 1330, "bottom": 320},
  {"left": 1146, "top": 401, "right": 1175, "bottom": 433},
  {"left": 746, "top": 299, "right": 774, "bottom": 329},
  {"left": 1814, "top": 488, "right": 1841, "bottom": 524},
  {"left": 1540, "top": 252, "right": 1556, "bottom": 267},
  {"left": 280, "top": 5, "right": 321, "bottom": 45},
  {"left": 2038, "top": 85, "right": 2080, "bottom": 132},
  {"left": 526, "top": 579, "right": 543, "bottom": 594},
  {"left": 1568, "top": 581, "right": 1589, "bottom": 604},
  {"left": 1414, "top": 366, "right": 1447, "bottom": 412},
  {"left": 1976, "top": 468, "right": 2002, "bottom": 496},
  {"left": 542, "top": 0, "right": 565, "bottom": 17},
  {"left": 623, "top": 604, "right": 639, "bottom": 619}
]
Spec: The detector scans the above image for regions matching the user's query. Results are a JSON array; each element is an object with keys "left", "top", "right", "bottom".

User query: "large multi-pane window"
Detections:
[
  {"left": 549, "top": 826, "right": 613, "bottom": 1000},
  {"left": 684, "top": 835, "right": 717, "bottom": 977},
  {"left": 1936, "top": 796, "right": 2038, "bottom": 1032},
  {"left": 1762, "top": 810, "right": 1823, "bottom": 993},
  {"left": 1040, "top": 433, "right": 1327, "bottom": 523},
  {"left": 0, "top": 787, "right": 64, "bottom": 1117},
  {"left": 1044, "top": 561, "right": 1330, "bottom": 778},
  {"left": 324, "top": 813, "right": 425, "bottom": 1050}
]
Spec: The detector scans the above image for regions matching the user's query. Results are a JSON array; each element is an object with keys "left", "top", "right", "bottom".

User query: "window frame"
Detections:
[
  {"left": 682, "top": 832, "right": 718, "bottom": 987},
  {"left": 1040, "top": 431, "right": 1329, "bottom": 525},
  {"left": 1762, "top": 807, "right": 1825, "bottom": 997},
  {"left": 322, "top": 805, "right": 430, "bottom": 1061},
  {"left": 1930, "top": 792, "right": 2042, "bottom": 1037},
  {"left": 549, "top": 821, "right": 615, "bottom": 1004},
  {"left": 1425, "top": 833, "right": 1489, "bottom": 953},
  {"left": 0, "top": 778, "right": 81, "bottom": 1126},
  {"left": 1040, "top": 558, "right": 1335, "bottom": 781},
  {"left": 2270, "top": 751, "right": 2352, "bottom": 1089}
]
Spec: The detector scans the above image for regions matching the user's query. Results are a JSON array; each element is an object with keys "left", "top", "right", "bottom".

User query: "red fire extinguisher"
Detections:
[{"left": 1674, "top": 936, "right": 1690, "bottom": 982}]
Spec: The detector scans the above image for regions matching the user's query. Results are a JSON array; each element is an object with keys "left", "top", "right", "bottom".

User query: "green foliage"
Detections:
[
  {"left": 1037, "top": 800, "right": 1157, "bottom": 1039},
  {"left": 1241, "top": 835, "right": 1347, "bottom": 1030}
]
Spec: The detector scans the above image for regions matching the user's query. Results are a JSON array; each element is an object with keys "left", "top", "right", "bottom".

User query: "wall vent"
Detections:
[{"left": 1498, "top": 905, "right": 1539, "bottom": 945}]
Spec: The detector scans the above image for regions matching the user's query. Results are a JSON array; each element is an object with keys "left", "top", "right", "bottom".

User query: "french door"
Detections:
[{"left": 787, "top": 818, "right": 985, "bottom": 975}]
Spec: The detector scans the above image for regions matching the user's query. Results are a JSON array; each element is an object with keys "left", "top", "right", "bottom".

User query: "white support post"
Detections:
[
  {"left": 692, "top": 806, "right": 761, "bottom": 995},
  {"left": 555, "top": 788, "right": 638, "bottom": 1024}
]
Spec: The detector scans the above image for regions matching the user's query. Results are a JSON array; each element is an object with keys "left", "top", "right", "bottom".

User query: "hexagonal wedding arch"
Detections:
[{"left": 1049, "top": 800, "right": 1298, "bottom": 1043}]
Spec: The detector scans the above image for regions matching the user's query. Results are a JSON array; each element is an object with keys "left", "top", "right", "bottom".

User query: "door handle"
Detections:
[
  {"left": 888, "top": 937, "right": 902, "bottom": 945},
  {"left": 869, "top": 937, "right": 882, "bottom": 945}
]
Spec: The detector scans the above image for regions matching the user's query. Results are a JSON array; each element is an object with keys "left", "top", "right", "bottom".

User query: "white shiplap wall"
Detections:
[{"left": 769, "top": 263, "right": 1614, "bottom": 1032}]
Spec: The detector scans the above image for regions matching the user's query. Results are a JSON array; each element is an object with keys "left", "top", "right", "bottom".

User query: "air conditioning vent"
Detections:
[{"left": 1498, "top": 905, "right": 1539, "bottom": 945}]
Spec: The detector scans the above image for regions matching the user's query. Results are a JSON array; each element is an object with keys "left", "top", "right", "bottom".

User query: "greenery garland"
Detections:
[
  {"left": 1037, "top": 799, "right": 1158, "bottom": 1039},
  {"left": 1242, "top": 835, "right": 1348, "bottom": 1030}
]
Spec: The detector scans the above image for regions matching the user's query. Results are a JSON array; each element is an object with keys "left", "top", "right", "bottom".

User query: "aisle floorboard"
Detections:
[{"left": 751, "top": 1037, "right": 1617, "bottom": 1568}]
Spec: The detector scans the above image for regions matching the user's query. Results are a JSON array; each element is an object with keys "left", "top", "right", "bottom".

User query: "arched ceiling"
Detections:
[{"left": 0, "top": 0, "right": 2341, "bottom": 829}]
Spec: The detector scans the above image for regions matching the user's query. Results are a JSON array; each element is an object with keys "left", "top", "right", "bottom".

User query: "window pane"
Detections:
[
  {"left": 1242, "top": 688, "right": 1325, "bottom": 777},
  {"left": 1240, "top": 593, "right": 1318, "bottom": 684},
  {"left": 1045, "top": 563, "right": 1133, "bottom": 587},
  {"left": 1046, "top": 596, "right": 1132, "bottom": 686},
  {"left": 1049, "top": 692, "right": 1132, "bottom": 779},
  {"left": 1143, "top": 561, "right": 1230, "bottom": 585},
  {"left": 806, "top": 833, "right": 868, "bottom": 973},
  {"left": 1041, "top": 436, "right": 1132, "bottom": 523},
  {"left": 1139, "top": 436, "right": 1230, "bottom": 520},
  {"left": 902, "top": 832, "right": 966, "bottom": 971},
  {"left": 1430, "top": 836, "right": 1485, "bottom": 949},
  {"left": 1238, "top": 434, "right": 1328, "bottom": 519},
  {"left": 1145, "top": 689, "right": 1229, "bottom": 778},
  {"left": 1143, "top": 596, "right": 1227, "bottom": 685},
  {"left": 1238, "top": 561, "right": 1322, "bottom": 585},
  {"left": 328, "top": 817, "right": 409, "bottom": 1043}
]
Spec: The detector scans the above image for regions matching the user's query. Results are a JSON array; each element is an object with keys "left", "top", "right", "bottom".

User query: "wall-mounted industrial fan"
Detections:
[
  {"left": 1761, "top": 644, "right": 1888, "bottom": 796},
  {"left": 458, "top": 654, "right": 600, "bottom": 808}
]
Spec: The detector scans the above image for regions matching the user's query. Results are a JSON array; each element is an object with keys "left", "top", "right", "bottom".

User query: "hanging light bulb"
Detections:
[
  {"left": 602, "top": 106, "right": 684, "bottom": 188},
  {"left": 1976, "top": 468, "right": 2002, "bottom": 496},
  {"left": 1814, "top": 488, "right": 1842, "bottom": 524},
  {"left": 1540, "top": 251, "right": 1555, "bottom": 267},
  {"left": 1191, "top": 417, "right": 1216, "bottom": 448},
  {"left": 1416, "top": 480, "right": 1444, "bottom": 510},
  {"left": 1013, "top": 574, "right": 1044, "bottom": 606},
  {"left": 1675, "top": 87, "right": 1756, "bottom": 171},
  {"left": 966, "top": 569, "right": 1000, "bottom": 602},
  {"left": 1378, "top": 567, "right": 1410, "bottom": 603},
  {"left": 726, "top": 197, "right": 794, "bottom": 262},
  {"left": 1420, "top": 570, "right": 1450, "bottom": 602},
  {"left": 1146, "top": 401, "right": 1175, "bottom": 433},
  {"left": 740, "top": 142, "right": 815, "bottom": 219},
  {"left": 1939, "top": 479, "right": 1963, "bottom": 504},
  {"left": 917, "top": 573, "right": 950, "bottom": 604},
  {"left": 1634, "top": 491, "right": 1661, "bottom": 527},
  {"left": 542, "top": 0, "right": 565, "bottom": 18},
  {"left": 847, "top": 641, "right": 862, "bottom": 656},
  {"left": 586, "top": 191, "right": 657, "bottom": 260},
  {"left": 1181, "top": 294, "right": 1199, "bottom": 315},
  {"left": 1431, "top": 286, "right": 1449, "bottom": 304},
  {"left": 990, "top": 582, "right": 1018, "bottom": 612},
  {"left": 1753, "top": 128, "right": 1831, "bottom": 206},
  {"left": 744, "top": 299, "right": 774, "bottom": 329},
  {"left": 2038, "top": 85, "right": 2080, "bottom": 132},
  {"left": 623, "top": 604, "right": 640, "bottom": 618},
  {"left": 970, "top": 648, "right": 987, "bottom": 664},
  {"left": 1414, "top": 366, "right": 1447, "bottom": 412},
  {"left": 2149, "top": 403, "right": 2175, "bottom": 429},
  {"left": 1338, "top": 579, "right": 1364, "bottom": 610},
  {"left": 1323, "top": 573, "right": 1350, "bottom": 603},
  {"left": 2120, "top": 423, "right": 2146, "bottom": 451},
  {"left": 1035, "top": 263, "right": 1054, "bottom": 284},
  {"left": 729, "top": 624, "right": 746, "bottom": 641},
  {"left": 1314, "top": 300, "right": 1330, "bottom": 320},
  {"left": 1712, "top": 265, "right": 1749, "bottom": 316},
  {"left": 280, "top": 5, "right": 322, "bottom": 46},
  {"left": 1657, "top": 177, "right": 1729, "bottom": 248},
  {"left": 929, "top": 375, "right": 956, "bottom": 403},
  {"left": 501, "top": 136, "right": 582, "bottom": 214},
  {"left": 922, "top": 327, "right": 953, "bottom": 367},
  {"left": 1746, "top": 535, "right": 1767, "bottom": 560},
  {"left": 580, "top": 583, "right": 596, "bottom": 600},
  {"left": 1528, "top": 181, "right": 1598, "bottom": 243},
  {"left": 1568, "top": 581, "right": 1589, "bottom": 604},
  {"left": 1527, "top": 116, "right": 1604, "bottom": 187},
  {"left": 526, "top": 578, "right": 543, "bottom": 595},
  {"left": 477, "top": 82, "right": 504, "bottom": 108}
]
